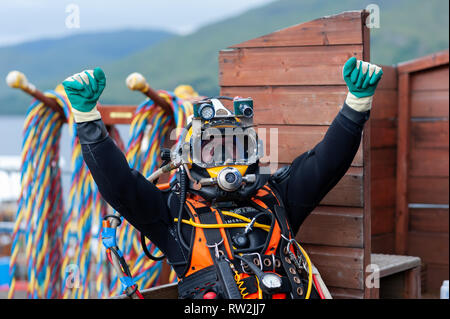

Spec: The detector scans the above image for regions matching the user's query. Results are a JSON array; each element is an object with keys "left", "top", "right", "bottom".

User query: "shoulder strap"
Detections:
[
  {"left": 184, "top": 198, "right": 242, "bottom": 299},
  {"left": 251, "top": 184, "right": 294, "bottom": 238}
]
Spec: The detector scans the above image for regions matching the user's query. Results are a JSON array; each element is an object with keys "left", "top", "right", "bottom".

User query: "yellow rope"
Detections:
[
  {"left": 295, "top": 241, "right": 313, "bottom": 299},
  {"left": 173, "top": 218, "right": 271, "bottom": 232}
]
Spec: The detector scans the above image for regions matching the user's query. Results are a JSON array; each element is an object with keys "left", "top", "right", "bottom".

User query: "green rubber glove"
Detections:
[
  {"left": 342, "top": 57, "right": 383, "bottom": 112},
  {"left": 62, "top": 67, "right": 106, "bottom": 122}
]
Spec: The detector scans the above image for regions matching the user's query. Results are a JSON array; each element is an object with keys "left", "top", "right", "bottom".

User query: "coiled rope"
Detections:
[{"left": 9, "top": 85, "right": 194, "bottom": 299}]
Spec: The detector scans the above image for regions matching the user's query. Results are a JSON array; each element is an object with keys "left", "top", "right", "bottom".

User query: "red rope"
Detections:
[{"left": 312, "top": 274, "right": 325, "bottom": 299}]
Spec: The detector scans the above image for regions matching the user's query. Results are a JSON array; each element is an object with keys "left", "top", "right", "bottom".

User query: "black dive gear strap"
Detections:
[{"left": 176, "top": 183, "right": 315, "bottom": 299}]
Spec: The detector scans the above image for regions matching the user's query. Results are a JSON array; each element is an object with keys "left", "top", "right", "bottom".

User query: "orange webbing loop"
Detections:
[{"left": 184, "top": 199, "right": 214, "bottom": 277}]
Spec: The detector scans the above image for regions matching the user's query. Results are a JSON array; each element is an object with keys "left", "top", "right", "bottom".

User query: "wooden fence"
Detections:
[
  {"left": 95, "top": 12, "right": 448, "bottom": 298},
  {"left": 372, "top": 50, "right": 449, "bottom": 293},
  {"left": 219, "top": 10, "right": 373, "bottom": 299}
]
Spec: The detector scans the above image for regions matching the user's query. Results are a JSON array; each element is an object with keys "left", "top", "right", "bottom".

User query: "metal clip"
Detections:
[
  {"left": 206, "top": 238, "right": 224, "bottom": 259},
  {"left": 283, "top": 236, "right": 305, "bottom": 272}
]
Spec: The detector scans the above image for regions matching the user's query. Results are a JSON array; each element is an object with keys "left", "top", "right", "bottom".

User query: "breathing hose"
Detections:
[{"left": 177, "top": 167, "right": 190, "bottom": 251}]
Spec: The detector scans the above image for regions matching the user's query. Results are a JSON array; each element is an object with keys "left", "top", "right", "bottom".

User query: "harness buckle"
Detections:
[
  {"left": 240, "top": 252, "right": 262, "bottom": 274},
  {"left": 282, "top": 235, "right": 304, "bottom": 271}
]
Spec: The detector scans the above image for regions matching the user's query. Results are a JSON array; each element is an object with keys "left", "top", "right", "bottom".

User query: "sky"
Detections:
[{"left": 0, "top": 0, "right": 275, "bottom": 47}]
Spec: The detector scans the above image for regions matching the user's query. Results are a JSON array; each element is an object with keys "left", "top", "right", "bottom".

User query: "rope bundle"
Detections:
[
  {"left": 10, "top": 90, "right": 70, "bottom": 298},
  {"left": 9, "top": 86, "right": 194, "bottom": 298}
]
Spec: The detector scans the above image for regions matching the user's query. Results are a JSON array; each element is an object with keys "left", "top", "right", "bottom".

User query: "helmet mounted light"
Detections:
[{"left": 198, "top": 103, "right": 215, "bottom": 121}]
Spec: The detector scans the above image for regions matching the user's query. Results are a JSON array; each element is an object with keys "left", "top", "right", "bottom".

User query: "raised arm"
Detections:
[
  {"left": 62, "top": 68, "right": 170, "bottom": 229},
  {"left": 279, "top": 57, "right": 383, "bottom": 233}
]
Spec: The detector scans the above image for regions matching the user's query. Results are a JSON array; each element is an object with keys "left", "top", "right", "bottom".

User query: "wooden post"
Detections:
[
  {"left": 404, "top": 266, "right": 422, "bottom": 298},
  {"left": 362, "top": 10, "right": 373, "bottom": 299},
  {"left": 395, "top": 73, "right": 411, "bottom": 254}
]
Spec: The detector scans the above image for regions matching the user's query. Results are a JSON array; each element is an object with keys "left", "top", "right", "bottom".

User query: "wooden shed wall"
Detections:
[
  {"left": 370, "top": 66, "right": 399, "bottom": 253},
  {"left": 397, "top": 51, "right": 449, "bottom": 293},
  {"left": 369, "top": 50, "right": 449, "bottom": 293},
  {"left": 219, "top": 11, "right": 372, "bottom": 299}
]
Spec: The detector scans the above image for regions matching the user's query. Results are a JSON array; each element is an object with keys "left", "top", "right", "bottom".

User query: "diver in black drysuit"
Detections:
[
  {"left": 76, "top": 102, "right": 368, "bottom": 277},
  {"left": 62, "top": 57, "right": 382, "bottom": 298}
]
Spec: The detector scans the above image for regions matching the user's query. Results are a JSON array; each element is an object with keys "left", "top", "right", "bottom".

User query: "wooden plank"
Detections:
[
  {"left": 408, "top": 231, "right": 449, "bottom": 265},
  {"left": 266, "top": 164, "right": 363, "bottom": 207},
  {"left": 230, "top": 11, "right": 365, "bottom": 48},
  {"left": 158, "top": 261, "right": 173, "bottom": 286},
  {"left": 411, "top": 90, "right": 449, "bottom": 118},
  {"left": 411, "top": 65, "right": 449, "bottom": 91},
  {"left": 257, "top": 124, "right": 363, "bottom": 166},
  {"left": 371, "top": 233, "right": 395, "bottom": 254},
  {"left": 219, "top": 45, "right": 363, "bottom": 87},
  {"left": 395, "top": 73, "right": 411, "bottom": 254},
  {"left": 405, "top": 266, "right": 422, "bottom": 298},
  {"left": 221, "top": 85, "right": 347, "bottom": 125},
  {"left": 362, "top": 15, "right": 371, "bottom": 296},
  {"left": 328, "top": 287, "right": 364, "bottom": 299},
  {"left": 302, "top": 244, "right": 364, "bottom": 290},
  {"left": 371, "top": 207, "right": 395, "bottom": 235},
  {"left": 370, "top": 119, "right": 397, "bottom": 149},
  {"left": 376, "top": 65, "right": 398, "bottom": 90},
  {"left": 409, "top": 208, "right": 449, "bottom": 233},
  {"left": 363, "top": 113, "right": 373, "bottom": 298},
  {"left": 410, "top": 121, "right": 449, "bottom": 149},
  {"left": 397, "top": 49, "right": 449, "bottom": 74},
  {"left": 370, "top": 65, "right": 397, "bottom": 255},
  {"left": 296, "top": 206, "right": 363, "bottom": 248},
  {"left": 371, "top": 177, "right": 396, "bottom": 208},
  {"left": 371, "top": 253, "right": 421, "bottom": 278},
  {"left": 425, "top": 263, "right": 449, "bottom": 291},
  {"left": 408, "top": 176, "right": 449, "bottom": 204},
  {"left": 409, "top": 148, "right": 449, "bottom": 177},
  {"left": 320, "top": 167, "right": 363, "bottom": 207},
  {"left": 368, "top": 285, "right": 380, "bottom": 299},
  {"left": 270, "top": 164, "right": 363, "bottom": 207},
  {"left": 98, "top": 105, "right": 137, "bottom": 125},
  {"left": 370, "top": 148, "right": 397, "bottom": 180},
  {"left": 372, "top": 89, "right": 398, "bottom": 119}
]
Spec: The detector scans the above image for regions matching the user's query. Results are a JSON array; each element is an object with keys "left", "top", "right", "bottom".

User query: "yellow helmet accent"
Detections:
[{"left": 206, "top": 165, "right": 248, "bottom": 178}]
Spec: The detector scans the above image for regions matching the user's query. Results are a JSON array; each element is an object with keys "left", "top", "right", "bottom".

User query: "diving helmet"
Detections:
[{"left": 173, "top": 96, "right": 267, "bottom": 202}]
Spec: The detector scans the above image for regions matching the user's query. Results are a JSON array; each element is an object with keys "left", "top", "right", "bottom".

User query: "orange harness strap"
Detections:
[
  {"left": 183, "top": 197, "right": 235, "bottom": 277},
  {"left": 181, "top": 184, "right": 293, "bottom": 299}
]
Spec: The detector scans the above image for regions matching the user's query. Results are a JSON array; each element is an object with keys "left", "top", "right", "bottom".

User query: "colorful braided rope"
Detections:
[{"left": 10, "top": 86, "right": 193, "bottom": 299}]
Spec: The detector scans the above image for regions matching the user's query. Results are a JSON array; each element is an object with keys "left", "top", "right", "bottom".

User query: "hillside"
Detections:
[
  {"left": 0, "top": 29, "right": 175, "bottom": 114},
  {"left": 100, "top": 0, "right": 449, "bottom": 105},
  {"left": 1, "top": 0, "right": 449, "bottom": 114}
]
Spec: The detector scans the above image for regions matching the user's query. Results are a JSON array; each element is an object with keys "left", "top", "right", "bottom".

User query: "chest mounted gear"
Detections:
[{"left": 176, "top": 184, "right": 316, "bottom": 299}]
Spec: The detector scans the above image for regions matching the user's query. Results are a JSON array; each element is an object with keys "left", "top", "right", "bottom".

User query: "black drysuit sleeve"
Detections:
[
  {"left": 75, "top": 120, "right": 173, "bottom": 254},
  {"left": 276, "top": 102, "right": 370, "bottom": 235},
  {"left": 75, "top": 101, "right": 369, "bottom": 255}
]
